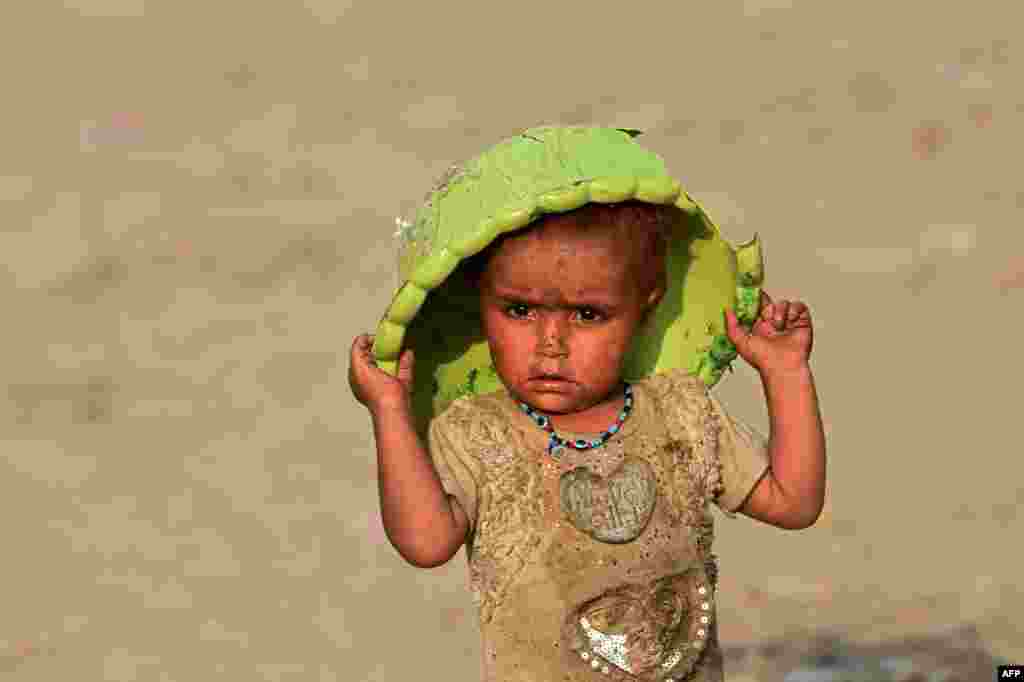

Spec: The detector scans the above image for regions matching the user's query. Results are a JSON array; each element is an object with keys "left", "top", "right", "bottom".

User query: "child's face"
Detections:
[{"left": 479, "top": 223, "right": 663, "bottom": 418}]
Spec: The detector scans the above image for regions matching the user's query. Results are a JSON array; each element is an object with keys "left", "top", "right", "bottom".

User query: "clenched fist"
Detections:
[
  {"left": 348, "top": 334, "right": 416, "bottom": 414},
  {"left": 725, "top": 291, "right": 814, "bottom": 375}
]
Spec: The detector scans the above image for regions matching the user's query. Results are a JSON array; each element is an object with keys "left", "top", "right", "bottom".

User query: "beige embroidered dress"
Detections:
[{"left": 428, "top": 367, "right": 770, "bottom": 682}]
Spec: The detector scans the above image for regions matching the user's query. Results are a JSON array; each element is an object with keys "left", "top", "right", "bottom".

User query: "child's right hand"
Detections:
[{"left": 348, "top": 333, "right": 416, "bottom": 414}]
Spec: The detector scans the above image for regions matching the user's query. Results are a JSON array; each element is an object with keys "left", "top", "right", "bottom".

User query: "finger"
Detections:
[
  {"left": 774, "top": 300, "right": 790, "bottom": 329},
  {"left": 752, "top": 309, "right": 775, "bottom": 336},
  {"left": 351, "top": 335, "right": 368, "bottom": 361},
  {"left": 397, "top": 347, "right": 415, "bottom": 381},
  {"left": 788, "top": 302, "right": 812, "bottom": 326},
  {"left": 352, "top": 335, "right": 378, "bottom": 366}
]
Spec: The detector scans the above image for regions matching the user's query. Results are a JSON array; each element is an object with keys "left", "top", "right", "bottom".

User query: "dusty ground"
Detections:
[{"left": 0, "top": 1, "right": 1021, "bottom": 680}]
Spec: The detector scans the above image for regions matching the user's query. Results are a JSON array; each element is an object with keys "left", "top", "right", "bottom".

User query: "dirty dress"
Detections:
[{"left": 427, "top": 367, "right": 771, "bottom": 682}]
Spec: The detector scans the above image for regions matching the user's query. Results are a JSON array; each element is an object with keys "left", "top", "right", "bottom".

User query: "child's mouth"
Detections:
[{"left": 530, "top": 375, "right": 573, "bottom": 389}]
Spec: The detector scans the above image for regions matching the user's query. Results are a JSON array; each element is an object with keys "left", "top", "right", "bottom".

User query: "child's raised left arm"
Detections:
[{"left": 724, "top": 293, "right": 826, "bottom": 530}]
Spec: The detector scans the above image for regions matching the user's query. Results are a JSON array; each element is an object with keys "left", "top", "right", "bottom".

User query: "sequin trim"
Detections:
[{"left": 570, "top": 564, "right": 715, "bottom": 680}]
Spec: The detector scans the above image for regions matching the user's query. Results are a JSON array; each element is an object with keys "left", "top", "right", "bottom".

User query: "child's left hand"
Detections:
[{"left": 725, "top": 291, "right": 814, "bottom": 374}]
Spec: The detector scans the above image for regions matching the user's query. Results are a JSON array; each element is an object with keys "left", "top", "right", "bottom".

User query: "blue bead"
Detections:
[
  {"left": 574, "top": 439, "right": 587, "bottom": 448},
  {"left": 609, "top": 424, "right": 619, "bottom": 433},
  {"left": 590, "top": 439, "right": 602, "bottom": 447}
]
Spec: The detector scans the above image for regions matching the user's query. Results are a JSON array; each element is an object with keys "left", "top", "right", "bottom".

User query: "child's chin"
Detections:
[{"left": 521, "top": 391, "right": 580, "bottom": 414}]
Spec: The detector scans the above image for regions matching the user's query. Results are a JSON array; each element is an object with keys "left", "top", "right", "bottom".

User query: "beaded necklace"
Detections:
[{"left": 517, "top": 382, "right": 633, "bottom": 459}]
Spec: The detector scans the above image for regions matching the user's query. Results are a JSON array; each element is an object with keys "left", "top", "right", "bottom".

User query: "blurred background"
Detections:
[{"left": 1, "top": 1, "right": 1020, "bottom": 680}]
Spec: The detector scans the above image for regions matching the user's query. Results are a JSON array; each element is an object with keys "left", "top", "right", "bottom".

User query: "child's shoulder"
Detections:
[
  {"left": 635, "top": 366, "right": 711, "bottom": 404},
  {"left": 633, "top": 368, "right": 718, "bottom": 444},
  {"left": 429, "top": 387, "right": 518, "bottom": 439},
  {"left": 437, "top": 387, "right": 512, "bottom": 419}
]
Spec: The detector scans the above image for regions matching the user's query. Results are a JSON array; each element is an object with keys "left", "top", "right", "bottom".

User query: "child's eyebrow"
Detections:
[{"left": 493, "top": 288, "right": 620, "bottom": 308}]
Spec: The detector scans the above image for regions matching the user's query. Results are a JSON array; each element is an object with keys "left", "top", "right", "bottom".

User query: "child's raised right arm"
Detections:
[
  {"left": 371, "top": 405, "right": 469, "bottom": 568},
  {"left": 349, "top": 334, "right": 467, "bottom": 569}
]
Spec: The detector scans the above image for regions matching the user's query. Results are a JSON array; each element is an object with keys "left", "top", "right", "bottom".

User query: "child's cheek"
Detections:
[{"left": 482, "top": 315, "right": 520, "bottom": 364}]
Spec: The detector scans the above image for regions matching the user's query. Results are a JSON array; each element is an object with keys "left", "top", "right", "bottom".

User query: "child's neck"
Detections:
[{"left": 546, "top": 381, "right": 627, "bottom": 434}]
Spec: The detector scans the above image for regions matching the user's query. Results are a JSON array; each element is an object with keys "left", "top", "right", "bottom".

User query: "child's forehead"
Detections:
[
  {"left": 487, "top": 236, "right": 639, "bottom": 302},
  {"left": 507, "top": 220, "right": 631, "bottom": 257},
  {"left": 469, "top": 202, "right": 671, "bottom": 293},
  {"left": 492, "top": 281, "right": 625, "bottom": 308},
  {"left": 495, "top": 229, "right": 632, "bottom": 275},
  {"left": 504, "top": 222, "right": 659, "bottom": 278}
]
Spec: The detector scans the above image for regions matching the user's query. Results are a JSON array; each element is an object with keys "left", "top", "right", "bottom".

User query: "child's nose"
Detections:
[
  {"left": 538, "top": 337, "right": 568, "bottom": 358},
  {"left": 536, "top": 319, "right": 570, "bottom": 355}
]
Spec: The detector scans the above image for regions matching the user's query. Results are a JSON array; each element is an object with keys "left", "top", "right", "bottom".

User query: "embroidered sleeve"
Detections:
[
  {"left": 427, "top": 411, "right": 482, "bottom": 538},
  {"left": 706, "top": 391, "right": 771, "bottom": 517}
]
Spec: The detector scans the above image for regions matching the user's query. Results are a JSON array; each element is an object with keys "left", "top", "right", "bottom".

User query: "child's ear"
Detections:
[{"left": 638, "top": 285, "right": 666, "bottom": 333}]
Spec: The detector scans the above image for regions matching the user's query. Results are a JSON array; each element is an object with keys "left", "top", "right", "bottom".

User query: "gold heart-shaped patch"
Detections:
[{"left": 559, "top": 456, "right": 657, "bottom": 543}]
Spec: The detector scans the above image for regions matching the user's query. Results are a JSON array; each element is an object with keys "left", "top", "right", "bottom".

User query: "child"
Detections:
[{"left": 349, "top": 139, "right": 825, "bottom": 682}]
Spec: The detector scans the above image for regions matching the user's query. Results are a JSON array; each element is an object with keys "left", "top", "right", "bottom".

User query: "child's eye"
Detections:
[
  {"left": 503, "top": 304, "right": 604, "bottom": 323},
  {"left": 505, "top": 304, "right": 530, "bottom": 319}
]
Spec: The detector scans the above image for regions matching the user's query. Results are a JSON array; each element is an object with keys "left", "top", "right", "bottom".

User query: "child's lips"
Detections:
[{"left": 530, "top": 376, "right": 574, "bottom": 391}]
